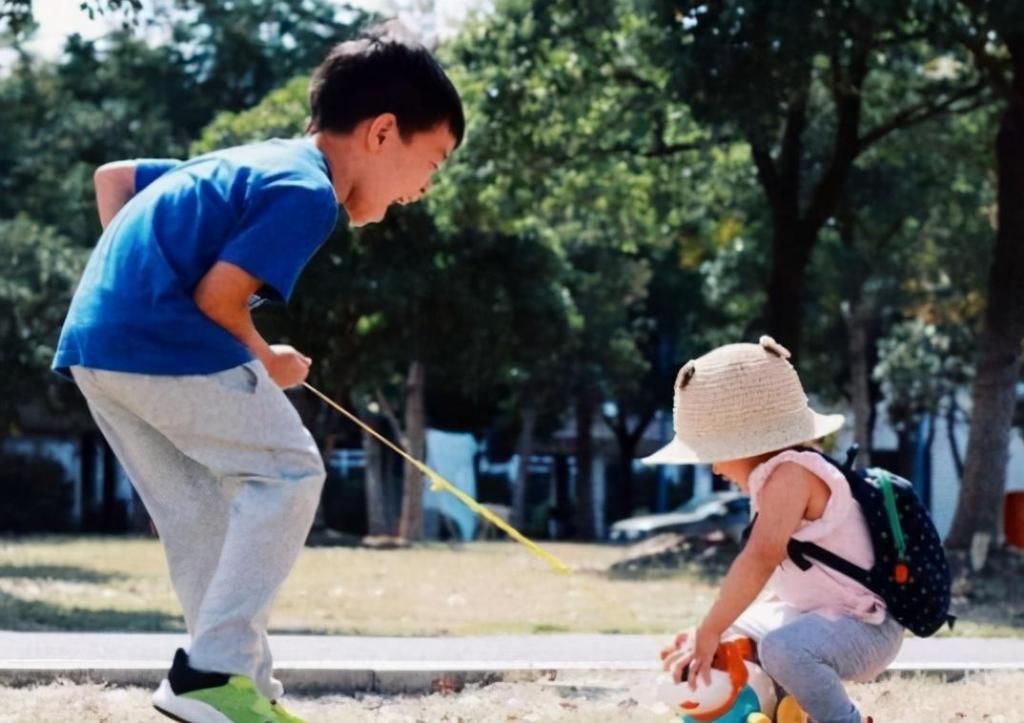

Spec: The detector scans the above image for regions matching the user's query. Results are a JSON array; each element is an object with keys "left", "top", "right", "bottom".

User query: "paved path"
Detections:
[{"left": 0, "top": 632, "right": 1021, "bottom": 692}]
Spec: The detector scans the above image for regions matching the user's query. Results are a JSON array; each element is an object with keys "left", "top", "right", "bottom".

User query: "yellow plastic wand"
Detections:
[{"left": 302, "top": 382, "right": 570, "bottom": 574}]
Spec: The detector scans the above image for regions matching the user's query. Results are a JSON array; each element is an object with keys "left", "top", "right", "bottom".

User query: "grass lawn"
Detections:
[
  {"left": 0, "top": 671, "right": 1021, "bottom": 722},
  {"left": 0, "top": 536, "right": 1020, "bottom": 637}
]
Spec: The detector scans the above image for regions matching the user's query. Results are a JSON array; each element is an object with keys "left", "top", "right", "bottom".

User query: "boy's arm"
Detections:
[
  {"left": 94, "top": 161, "right": 137, "bottom": 229},
  {"left": 94, "top": 158, "right": 183, "bottom": 228},
  {"left": 193, "top": 261, "right": 312, "bottom": 389}
]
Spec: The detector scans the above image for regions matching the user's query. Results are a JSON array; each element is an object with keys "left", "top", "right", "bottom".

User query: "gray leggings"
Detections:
[{"left": 758, "top": 612, "right": 904, "bottom": 723}]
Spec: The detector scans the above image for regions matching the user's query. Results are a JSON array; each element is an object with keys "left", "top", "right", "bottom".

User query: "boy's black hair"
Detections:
[{"left": 308, "top": 22, "right": 465, "bottom": 146}]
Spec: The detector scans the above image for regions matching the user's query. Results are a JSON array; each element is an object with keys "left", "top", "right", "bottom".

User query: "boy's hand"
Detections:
[
  {"left": 662, "top": 625, "right": 718, "bottom": 689},
  {"left": 264, "top": 344, "right": 312, "bottom": 388}
]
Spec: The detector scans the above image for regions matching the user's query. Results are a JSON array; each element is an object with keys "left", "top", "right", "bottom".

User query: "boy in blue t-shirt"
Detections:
[{"left": 54, "top": 25, "right": 463, "bottom": 723}]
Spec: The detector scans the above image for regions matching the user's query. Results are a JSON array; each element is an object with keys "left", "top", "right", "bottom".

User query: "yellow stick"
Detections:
[{"left": 302, "top": 382, "right": 570, "bottom": 574}]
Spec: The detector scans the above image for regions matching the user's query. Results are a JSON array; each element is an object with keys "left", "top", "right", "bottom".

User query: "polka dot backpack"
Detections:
[{"left": 785, "top": 445, "right": 955, "bottom": 637}]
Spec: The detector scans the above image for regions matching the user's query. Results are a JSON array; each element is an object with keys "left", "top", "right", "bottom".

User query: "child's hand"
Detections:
[
  {"left": 662, "top": 625, "right": 718, "bottom": 689},
  {"left": 659, "top": 628, "right": 693, "bottom": 663},
  {"left": 265, "top": 344, "right": 312, "bottom": 388}
]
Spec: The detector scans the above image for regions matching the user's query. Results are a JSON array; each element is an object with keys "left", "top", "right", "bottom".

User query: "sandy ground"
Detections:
[{"left": 0, "top": 671, "right": 1021, "bottom": 722}]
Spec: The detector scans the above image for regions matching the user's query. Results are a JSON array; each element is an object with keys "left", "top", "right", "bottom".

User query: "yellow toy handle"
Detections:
[
  {"left": 302, "top": 382, "right": 570, "bottom": 574},
  {"left": 775, "top": 696, "right": 810, "bottom": 723}
]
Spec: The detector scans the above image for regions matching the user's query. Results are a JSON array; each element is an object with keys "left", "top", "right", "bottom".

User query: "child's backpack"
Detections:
[{"left": 742, "top": 445, "right": 955, "bottom": 637}]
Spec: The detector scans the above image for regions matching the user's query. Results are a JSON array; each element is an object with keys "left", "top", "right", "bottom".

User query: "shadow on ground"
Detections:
[
  {"left": 0, "top": 564, "right": 126, "bottom": 584},
  {"left": 0, "top": 590, "right": 182, "bottom": 632}
]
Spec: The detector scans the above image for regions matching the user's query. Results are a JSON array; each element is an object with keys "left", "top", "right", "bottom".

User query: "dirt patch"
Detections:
[{"left": 606, "top": 533, "right": 738, "bottom": 582}]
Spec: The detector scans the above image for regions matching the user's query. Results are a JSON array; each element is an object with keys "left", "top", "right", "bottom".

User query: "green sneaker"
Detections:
[
  {"left": 269, "top": 700, "right": 307, "bottom": 723},
  {"left": 152, "top": 648, "right": 279, "bottom": 723}
]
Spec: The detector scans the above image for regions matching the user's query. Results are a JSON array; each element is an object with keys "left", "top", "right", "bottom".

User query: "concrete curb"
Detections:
[{"left": 1, "top": 632, "right": 1021, "bottom": 693}]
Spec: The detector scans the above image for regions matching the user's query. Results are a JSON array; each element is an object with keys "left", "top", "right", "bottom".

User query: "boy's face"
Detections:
[{"left": 346, "top": 115, "right": 456, "bottom": 226}]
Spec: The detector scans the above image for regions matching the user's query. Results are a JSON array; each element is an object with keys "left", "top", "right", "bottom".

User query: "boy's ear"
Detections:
[{"left": 366, "top": 113, "right": 399, "bottom": 153}]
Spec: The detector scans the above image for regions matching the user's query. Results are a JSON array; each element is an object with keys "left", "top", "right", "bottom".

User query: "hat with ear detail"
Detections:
[{"left": 643, "top": 336, "right": 845, "bottom": 465}]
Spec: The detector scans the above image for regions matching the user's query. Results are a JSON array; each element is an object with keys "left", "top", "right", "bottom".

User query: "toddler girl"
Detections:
[{"left": 647, "top": 336, "right": 902, "bottom": 723}]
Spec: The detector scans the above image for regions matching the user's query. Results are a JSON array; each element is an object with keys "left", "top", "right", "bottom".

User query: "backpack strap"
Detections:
[
  {"left": 785, "top": 538, "right": 877, "bottom": 593},
  {"left": 842, "top": 444, "right": 860, "bottom": 470}
]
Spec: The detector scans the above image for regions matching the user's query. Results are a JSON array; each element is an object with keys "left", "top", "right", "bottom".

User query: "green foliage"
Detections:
[
  {"left": 0, "top": 217, "right": 87, "bottom": 427},
  {"left": 431, "top": 0, "right": 756, "bottom": 440},
  {"left": 654, "top": 1, "right": 979, "bottom": 147},
  {"left": 0, "top": 35, "right": 197, "bottom": 244},
  {"left": 650, "top": 0, "right": 993, "bottom": 357},
  {"left": 434, "top": 0, "right": 702, "bottom": 245},
  {"left": 873, "top": 318, "right": 973, "bottom": 427},
  {"left": 169, "top": 0, "right": 370, "bottom": 114},
  {"left": 193, "top": 77, "right": 311, "bottom": 153},
  {"left": 800, "top": 101, "right": 997, "bottom": 401}
]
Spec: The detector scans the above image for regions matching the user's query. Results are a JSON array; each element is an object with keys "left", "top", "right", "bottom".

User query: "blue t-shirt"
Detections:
[{"left": 53, "top": 138, "right": 340, "bottom": 377}]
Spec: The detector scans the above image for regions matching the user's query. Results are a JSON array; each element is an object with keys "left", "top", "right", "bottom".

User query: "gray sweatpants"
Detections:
[{"left": 71, "top": 363, "right": 326, "bottom": 700}]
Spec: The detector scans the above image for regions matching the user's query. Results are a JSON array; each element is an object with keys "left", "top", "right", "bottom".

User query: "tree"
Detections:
[
  {"left": 805, "top": 102, "right": 995, "bottom": 464},
  {"left": 873, "top": 318, "right": 975, "bottom": 474},
  {"left": 1, "top": 0, "right": 367, "bottom": 247},
  {"left": 942, "top": 1, "right": 1024, "bottom": 552},
  {"left": 654, "top": 0, "right": 992, "bottom": 357},
  {"left": 0, "top": 34, "right": 197, "bottom": 244},
  {"left": 169, "top": 0, "right": 371, "bottom": 115},
  {"left": 0, "top": 217, "right": 87, "bottom": 429},
  {"left": 435, "top": 0, "right": 719, "bottom": 536}
]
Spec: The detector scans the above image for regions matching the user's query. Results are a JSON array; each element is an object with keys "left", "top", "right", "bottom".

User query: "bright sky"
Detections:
[{"left": 15, "top": 0, "right": 485, "bottom": 62}]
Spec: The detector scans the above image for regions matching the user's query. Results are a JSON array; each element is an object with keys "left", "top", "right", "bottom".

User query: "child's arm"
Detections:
[
  {"left": 94, "top": 161, "right": 137, "bottom": 228},
  {"left": 193, "top": 260, "right": 312, "bottom": 388},
  {"left": 665, "top": 463, "right": 814, "bottom": 687}
]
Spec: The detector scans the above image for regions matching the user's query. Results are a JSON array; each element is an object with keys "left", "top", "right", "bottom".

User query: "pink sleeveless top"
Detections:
[{"left": 748, "top": 450, "right": 887, "bottom": 624}]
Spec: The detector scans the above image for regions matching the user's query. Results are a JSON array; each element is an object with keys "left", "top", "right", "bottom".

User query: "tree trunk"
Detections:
[
  {"left": 895, "top": 425, "right": 915, "bottom": 481},
  {"left": 766, "top": 226, "right": 815, "bottom": 358},
  {"left": 511, "top": 403, "right": 537, "bottom": 530},
  {"left": 604, "top": 404, "right": 657, "bottom": 523},
  {"left": 920, "top": 412, "right": 936, "bottom": 512},
  {"left": 946, "top": 327, "right": 1022, "bottom": 549},
  {"left": 845, "top": 293, "right": 875, "bottom": 466},
  {"left": 945, "top": 390, "right": 965, "bottom": 482},
  {"left": 398, "top": 360, "right": 427, "bottom": 540},
  {"left": 101, "top": 441, "right": 120, "bottom": 532},
  {"left": 946, "top": 62, "right": 1024, "bottom": 550},
  {"left": 610, "top": 429, "right": 640, "bottom": 524},
  {"left": 574, "top": 384, "right": 599, "bottom": 540},
  {"left": 360, "top": 408, "right": 390, "bottom": 536}
]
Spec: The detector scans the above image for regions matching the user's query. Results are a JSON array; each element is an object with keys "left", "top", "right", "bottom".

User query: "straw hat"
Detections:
[{"left": 643, "top": 336, "right": 845, "bottom": 465}]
